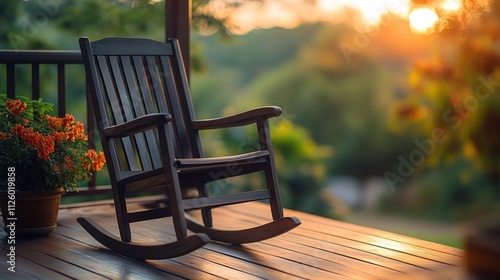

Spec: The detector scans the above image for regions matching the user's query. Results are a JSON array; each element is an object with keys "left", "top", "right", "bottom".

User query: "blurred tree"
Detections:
[
  {"left": 243, "top": 24, "right": 417, "bottom": 179},
  {"left": 396, "top": 0, "right": 500, "bottom": 197}
]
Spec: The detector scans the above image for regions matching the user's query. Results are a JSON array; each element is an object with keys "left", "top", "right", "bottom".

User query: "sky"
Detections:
[{"left": 201, "top": 0, "right": 487, "bottom": 35}]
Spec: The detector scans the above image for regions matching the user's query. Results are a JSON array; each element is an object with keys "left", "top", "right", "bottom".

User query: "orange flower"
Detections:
[
  {"left": 83, "top": 149, "right": 106, "bottom": 171},
  {"left": 11, "top": 124, "right": 55, "bottom": 159},
  {"left": 46, "top": 115, "right": 63, "bottom": 129},
  {"left": 52, "top": 131, "right": 68, "bottom": 141},
  {"left": 67, "top": 121, "right": 87, "bottom": 141},
  {"left": 64, "top": 162, "right": 75, "bottom": 170},
  {"left": 35, "top": 135, "right": 55, "bottom": 160},
  {"left": 62, "top": 114, "right": 75, "bottom": 128},
  {"left": 0, "top": 132, "right": 11, "bottom": 141},
  {"left": 5, "top": 100, "right": 27, "bottom": 116},
  {"left": 11, "top": 123, "right": 25, "bottom": 137}
]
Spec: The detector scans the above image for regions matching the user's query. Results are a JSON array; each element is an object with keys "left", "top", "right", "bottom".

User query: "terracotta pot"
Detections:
[
  {"left": 0, "top": 187, "right": 64, "bottom": 237},
  {"left": 465, "top": 222, "right": 500, "bottom": 278}
]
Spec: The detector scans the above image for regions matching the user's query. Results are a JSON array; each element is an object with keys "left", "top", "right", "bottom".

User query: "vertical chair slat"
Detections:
[
  {"left": 138, "top": 57, "right": 162, "bottom": 169},
  {"left": 130, "top": 56, "right": 162, "bottom": 169},
  {"left": 96, "top": 55, "right": 138, "bottom": 171},
  {"left": 130, "top": 56, "right": 164, "bottom": 168},
  {"left": 159, "top": 56, "right": 192, "bottom": 158},
  {"left": 132, "top": 56, "right": 156, "bottom": 114},
  {"left": 110, "top": 56, "right": 152, "bottom": 171}
]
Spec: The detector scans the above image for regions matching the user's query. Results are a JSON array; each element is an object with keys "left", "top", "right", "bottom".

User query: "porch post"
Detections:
[{"left": 165, "top": 0, "right": 191, "bottom": 77}]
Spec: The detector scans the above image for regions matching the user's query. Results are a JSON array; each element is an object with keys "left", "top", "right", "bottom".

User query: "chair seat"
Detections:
[
  {"left": 177, "top": 150, "right": 268, "bottom": 169},
  {"left": 177, "top": 150, "right": 270, "bottom": 185}
]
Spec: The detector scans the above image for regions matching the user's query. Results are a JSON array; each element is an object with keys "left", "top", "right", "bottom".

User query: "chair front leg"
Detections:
[
  {"left": 114, "top": 182, "right": 132, "bottom": 242},
  {"left": 158, "top": 124, "right": 188, "bottom": 240},
  {"left": 197, "top": 183, "right": 213, "bottom": 227},
  {"left": 257, "top": 119, "right": 284, "bottom": 220}
]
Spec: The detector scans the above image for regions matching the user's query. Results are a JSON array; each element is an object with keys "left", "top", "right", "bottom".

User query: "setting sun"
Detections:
[{"left": 409, "top": 7, "right": 439, "bottom": 34}]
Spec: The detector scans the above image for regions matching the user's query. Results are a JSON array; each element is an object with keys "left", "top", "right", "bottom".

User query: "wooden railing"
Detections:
[{"left": 0, "top": 50, "right": 111, "bottom": 197}]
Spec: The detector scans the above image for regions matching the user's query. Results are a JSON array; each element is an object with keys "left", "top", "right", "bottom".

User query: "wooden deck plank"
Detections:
[
  {"left": 187, "top": 209, "right": 411, "bottom": 278},
  {"left": 67, "top": 212, "right": 315, "bottom": 279},
  {"left": 0, "top": 200, "right": 466, "bottom": 279},
  {"left": 0, "top": 247, "right": 72, "bottom": 279},
  {"left": 128, "top": 209, "right": 400, "bottom": 279},
  {"left": 56, "top": 215, "right": 211, "bottom": 279},
  {"left": 73, "top": 212, "right": 347, "bottom": 280},
  {"left": 58, "top": 206, "right": 268, "bottom": 280},
  {"left": 12, "top": 241, "right": 105, "bottom": 279},
  {"left": 191, "top": 205, "right": 461, "bottom": 271},
  {"left": 245, "top": 202, "right": 462, "bottom": 255},
  {"left": 220, "top": 204, "right": 463, "bottom": 272}
]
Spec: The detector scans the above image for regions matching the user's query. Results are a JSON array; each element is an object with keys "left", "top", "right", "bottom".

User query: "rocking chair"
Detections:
[{"left": 78, "top": 37, "right": 301, "bottom": 259}]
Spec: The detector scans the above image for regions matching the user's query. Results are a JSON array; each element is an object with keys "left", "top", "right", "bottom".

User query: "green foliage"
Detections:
[
  {"left": 380, "top": 158, "right": 500, "bottom": 221},
  {"left": 271, "top": 120, "right": 338, "bottom": 218}
]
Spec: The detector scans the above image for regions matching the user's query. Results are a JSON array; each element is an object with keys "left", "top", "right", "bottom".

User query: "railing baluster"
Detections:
[
  {"left": 7, "top": 63, "right": 15, "bottom": 98},
  {"left": 32, "top": 63, "right": 40, "bottom": 100},
  {"left": 57, "top": 63, "right": 66, "bottom": 117}
]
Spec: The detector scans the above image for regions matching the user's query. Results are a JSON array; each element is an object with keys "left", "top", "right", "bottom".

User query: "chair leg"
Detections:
[
  {"left": 164, "top": 174, "right": 188, "bottom": 240},
  {"left": 257, "top": 120, "right": 284, "bottom": 220},
  {"left": 265, "top": 163, "right": 284, "bottom": 220},
  {"left": 114, "top": 187, "right": 132, "bottom": 242},
  {"left": 158, "top": 125, "right": 188, "bottom": 240},
  {"left": 197, "top": 183, "right": 213, "bottom": 227}
]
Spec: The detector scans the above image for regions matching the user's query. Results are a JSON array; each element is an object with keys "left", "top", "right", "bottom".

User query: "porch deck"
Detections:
[{"left": 1, "top": 199, "right": 468, "bottom": 279}]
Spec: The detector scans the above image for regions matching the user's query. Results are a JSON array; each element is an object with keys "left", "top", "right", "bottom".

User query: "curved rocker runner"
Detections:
[
  {"left": 77, "top": 217, "right": 210, "bottom": 260},
  {"left": 186, "top": 216, "right": 301, "bottom": 244}
]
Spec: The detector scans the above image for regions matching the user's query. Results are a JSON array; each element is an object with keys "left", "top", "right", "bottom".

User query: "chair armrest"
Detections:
[
  {"left": 103, "top": 113, "right": 171, "bottom": 138},
  {"left": 192, "top": 106, "right": 281, "bottom": 130}
]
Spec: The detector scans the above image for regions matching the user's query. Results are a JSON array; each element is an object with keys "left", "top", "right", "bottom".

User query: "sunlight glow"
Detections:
[
  {"left": 370, "top": 238, "right": 414, "bottom": 256},
  {"left": 387, "top": 0, "right": 411, "bottom": 18},
  {"left": 199, "top": 0, "right": 485, "bottom": 35},
  {"left": 409, "top": 7, "right": 440, "bottom": 34},
  {"left": 441, "top": 0, "right": 462, "bottom": 12},
  {"left": 318, "top": 0, "right": 339, "bottom": 12}
]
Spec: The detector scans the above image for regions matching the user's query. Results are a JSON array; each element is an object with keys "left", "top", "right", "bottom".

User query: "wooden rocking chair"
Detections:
[{"left": 78, "top": 37, "right": 301, "bottom": 259}]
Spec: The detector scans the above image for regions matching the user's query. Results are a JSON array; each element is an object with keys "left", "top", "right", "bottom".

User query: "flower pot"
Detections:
[
  {"left": 0, "top": 187, "right": 64, "bottom": 237},
  {"left": 464, "top": 222, "right": 500, "bottom": 278}
]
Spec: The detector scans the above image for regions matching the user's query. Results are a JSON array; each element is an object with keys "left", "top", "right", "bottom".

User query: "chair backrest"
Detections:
[{"left": 80, "top": 37, "right": 202, "bottom": 174}]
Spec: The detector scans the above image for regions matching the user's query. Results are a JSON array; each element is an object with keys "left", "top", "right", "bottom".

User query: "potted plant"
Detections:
[{"left": 0, "top": 94, "right": 105, "bottom": 236}]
